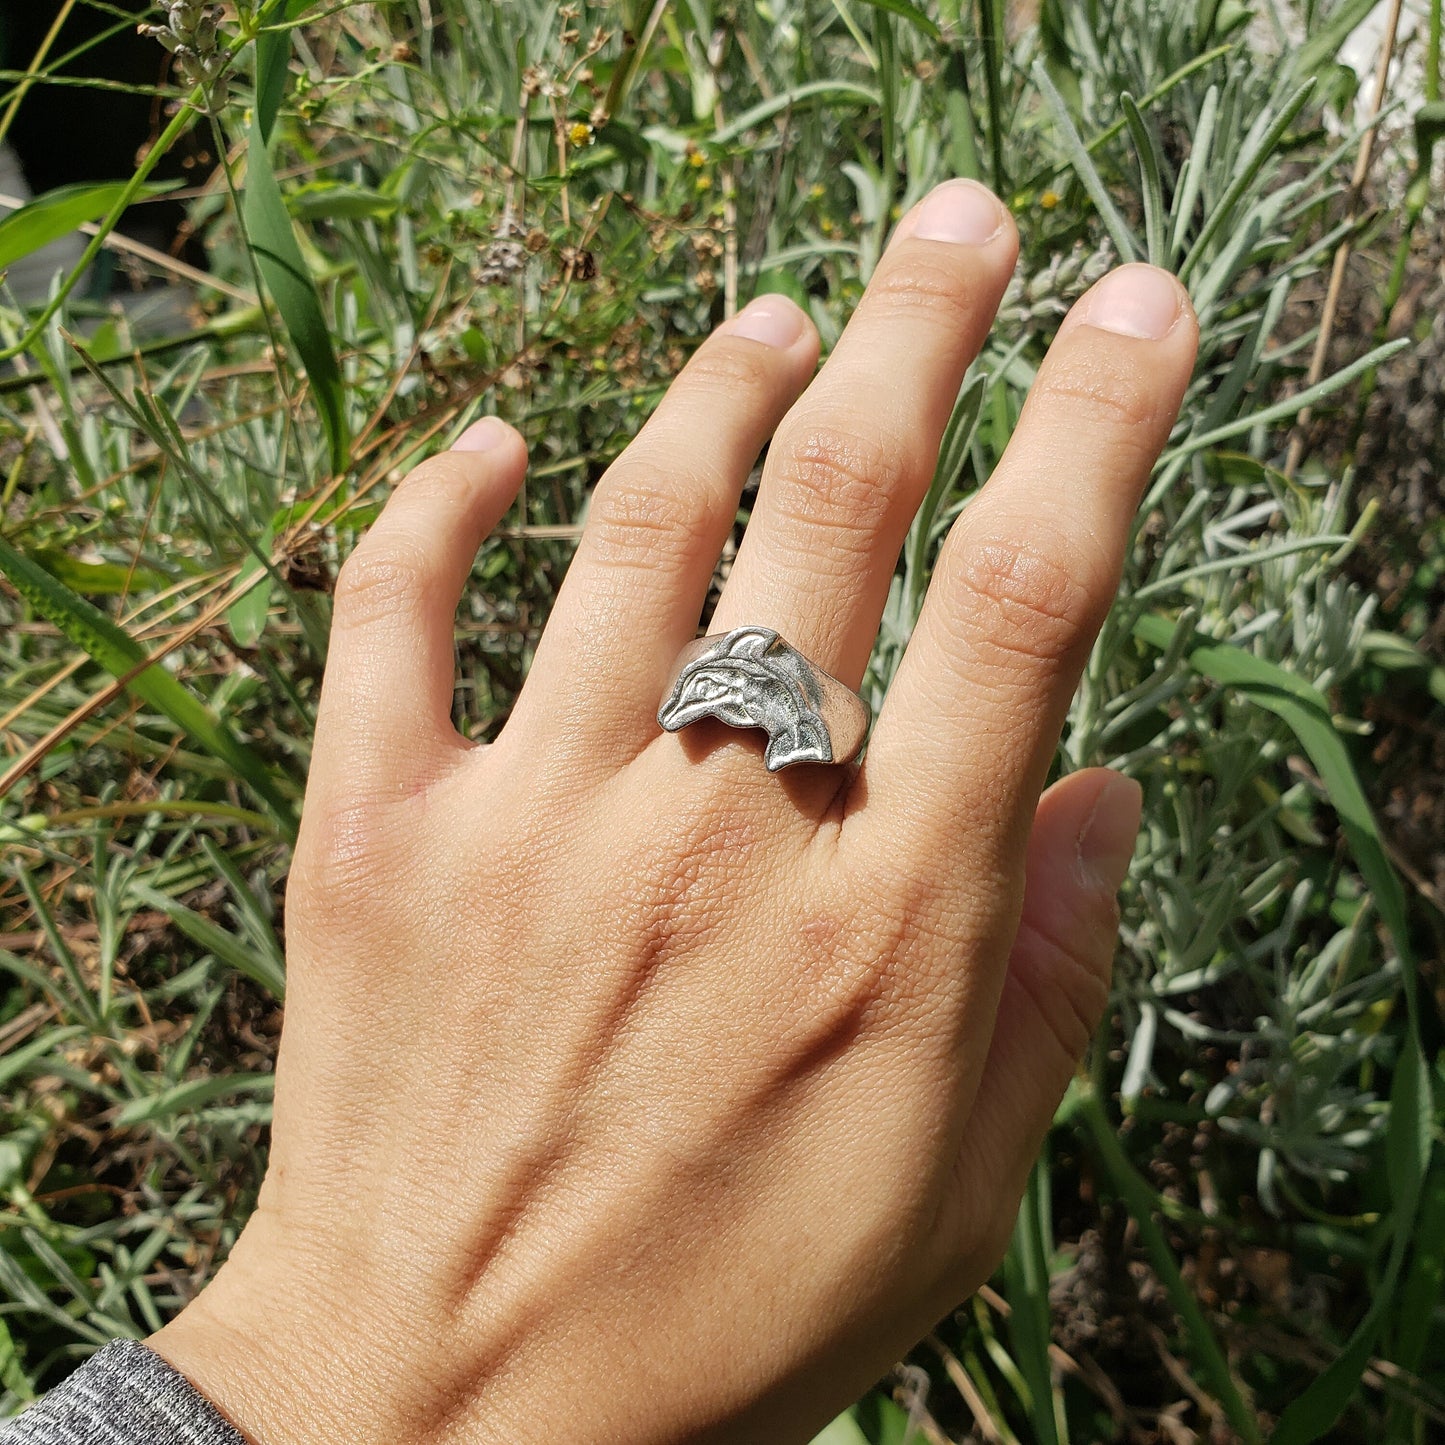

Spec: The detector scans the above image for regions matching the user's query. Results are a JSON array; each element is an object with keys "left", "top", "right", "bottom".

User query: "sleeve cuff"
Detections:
[{"left": 0, "top": 1338, "right": 245, "bottom": 1445}]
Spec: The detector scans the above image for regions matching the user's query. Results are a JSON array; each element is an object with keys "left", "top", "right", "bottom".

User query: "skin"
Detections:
[{"left": 150, "top": 179, "right": 1197, "bottom": 1444}]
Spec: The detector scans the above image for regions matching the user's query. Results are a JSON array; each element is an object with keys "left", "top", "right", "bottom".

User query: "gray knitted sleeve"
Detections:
[{"left": 0, "top": 1339, "right": 245, "bottom": 1445}]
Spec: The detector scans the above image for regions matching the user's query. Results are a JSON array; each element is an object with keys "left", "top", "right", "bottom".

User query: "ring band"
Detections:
[{"left": 657, "top": 626, "right": 871, "bottom": 771}]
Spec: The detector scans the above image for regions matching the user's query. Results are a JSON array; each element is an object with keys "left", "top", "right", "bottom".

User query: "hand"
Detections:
[{"left": 151, "top": 179, "right": 1196, "bottom": 1444}]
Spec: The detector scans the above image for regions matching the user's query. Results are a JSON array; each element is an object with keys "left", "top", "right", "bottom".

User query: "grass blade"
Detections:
[
  {"left": 115, "top": 1072, "right": 275, "bottom": 1127},
  {"left": 1161, "top": 339, "right": 1409, "bottom": 461},
  {"left": 129, "top": 881, "right": 287, "bottom": 1000},
  {"left": 1005, "top": 1155, "right": 1065, "bottom": 1445},
  {"left": 854, "top": 0, "right": 940, "bottom": 41},
  {"left": 1169, "top": 83, "right": 1219, "bottom": 262},
  {"left": 1032, "top": 59, "right": 1141, "bottom": 261},
  {"left": 1179, "top": 79, "right": 1315, "bottom": 284},
  {"left": 1291, "top": 0, "right": 1380, "bottom": 80},
  {"left": 1121, "top": 94, "right": 1167, "bottom": 267},
  {"left": 254, "top": 0, "right": 313, "bottom": 144},
  {"left": 1040, "top": 59, "right": 1138, "bottom": 262},
  {"left": 0, "top": 534, "right": 298, "bottom": 836},
  {"left": 241, "top": 45, "right": 348, "bottom": 473}
]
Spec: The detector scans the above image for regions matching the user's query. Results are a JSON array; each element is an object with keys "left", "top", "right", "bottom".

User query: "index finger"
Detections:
[{"left": 857, "top": 264, "right": 1197, "bottom": 860}]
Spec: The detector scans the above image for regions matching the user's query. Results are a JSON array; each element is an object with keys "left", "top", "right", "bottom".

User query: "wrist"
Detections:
[{"left": 148, "top": 1221, "right": 422, "bottom": 1445}]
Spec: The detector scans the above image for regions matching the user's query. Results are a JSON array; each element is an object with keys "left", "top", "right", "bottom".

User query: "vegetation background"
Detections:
[{"left": 1, "top": 0, "right": 1443, "bottom": 1440}]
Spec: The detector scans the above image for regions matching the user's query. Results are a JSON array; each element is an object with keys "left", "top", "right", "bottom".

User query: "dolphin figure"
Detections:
[{"left": 657, "top": 626, "right": 834, "bottom": 770}]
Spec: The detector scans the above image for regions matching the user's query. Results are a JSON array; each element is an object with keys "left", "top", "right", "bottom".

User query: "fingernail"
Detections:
[
  {"left": 453, "top": 416, "right": 509, "bottom": 452},
  {"left": 730, "top": 296, "right": 807, "bottom": 349},
  {"left": 1078, "top": 774, "right": 1143, "bottom": 893},
  {"left": 1076, "top": 265, "right": 1182, "bottom": 339},
  {"left": 913, "top": 179, "right": 1006, "bottom": 245}
]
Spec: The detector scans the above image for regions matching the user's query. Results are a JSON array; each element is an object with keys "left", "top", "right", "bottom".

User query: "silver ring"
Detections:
[{"left": 656, "top": 626, "right": 871, "bottom": 771}]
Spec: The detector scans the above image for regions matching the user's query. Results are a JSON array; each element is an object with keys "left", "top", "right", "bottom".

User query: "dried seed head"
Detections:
[
  {"left": 478, "top": 239, "right": 527, "bottom": 285},
  {"left": 140, "top": 0, "right": 229, "bottom": 107}
]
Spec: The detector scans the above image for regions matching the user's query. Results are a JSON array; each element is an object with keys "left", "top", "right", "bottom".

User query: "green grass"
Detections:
[{"left": 1, "top": 0, "right": 1443, "bottom": 1438}]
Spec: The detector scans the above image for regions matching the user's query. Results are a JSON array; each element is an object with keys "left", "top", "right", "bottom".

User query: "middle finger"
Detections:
[{"left": 708, "top": 179, "right": 1019, "bottom": 690}]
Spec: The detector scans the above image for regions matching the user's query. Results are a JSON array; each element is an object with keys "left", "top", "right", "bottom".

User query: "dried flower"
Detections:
[
  {"left": 140, "top": 1, "right": 230, "bottom": 107},
  {"left": 479, "top": 240, "right": 527, "bottom": 285},
  {"left": 479, "top": 211, "right": 528, "bottom": 284}
]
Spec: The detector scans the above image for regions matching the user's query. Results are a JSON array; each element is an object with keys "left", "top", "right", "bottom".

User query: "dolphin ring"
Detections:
[{"left": 657, "top": 626, "right": 871, "bottom": 771}]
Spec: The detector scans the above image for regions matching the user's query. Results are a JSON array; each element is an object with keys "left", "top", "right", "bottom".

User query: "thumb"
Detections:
[{"left": 960, "top": 768, "right": 1140, "bottom": 1194}]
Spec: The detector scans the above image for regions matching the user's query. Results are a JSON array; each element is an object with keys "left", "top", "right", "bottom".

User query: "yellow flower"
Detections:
[
  {"left": 568, "top": 121, "right": 594, "bottom": 147},
  {"left": 695, "top": 173, "right": 713, "bottom": 192},
  {"left": 1040, "top": 189, "right": 1060, "bottom": 210},
  {"left": 688, "top": 149, "right": 707, "bottom": 168}
]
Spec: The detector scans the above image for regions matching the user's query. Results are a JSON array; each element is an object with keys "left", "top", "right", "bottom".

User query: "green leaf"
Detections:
[
  {"left": 1179, "top": 80, "right": 1315, "bottom": 285},
  {"left": 286, "top": 182, "right": 399, "bottom": 223},
  {"left": 0, "top": 534, "right": 297, "bottom": 838},
  {"left": 1291, "top": 0, "right": 1380, "bottom": 81},
  {"left": 1131, "top": 616, "right": 1417, "bottom": 1002},
  {"left": 1274, "top": 1232, "right": 1406, "bottom": 1444},
  {"left": 115, "top": 1071, "right": 275, "bottom": 1127},
  {"left": 1386, "top": 1032, "right": 1432, "bottom": 1216},
  {"left": 0, "top": 1028, "right": 85, "bottom": 1090},
  {"left": 1121, "top": 93, "right": 1166, "bottom": 267},
  {"left": 0, "top": 1317, "right": 35, "bottom": 1401},
  {"left": 30, "top": 549, "right": 165, "bottom": 597},
  {"left": 129, "top": 881, "right": 286, "bottom": 999},
  {"left": 1006, "top": 1156, "right": 1063, "bottom": 1445},
  {"left": 907, "top": 369, "right": 987, "bottom": 618},
  {"left": 1391, "top": 1161, "right": 1445, "bottom": 1379},
  {"left": 0, "top": 182, "right": 175, "bottom": 273},
  {"left": 253, "top": 0, "right": 312, "bottom": 145},
  {"left": 1360, "top": 629, "right": 1445, "bottom": 706},
  {"left": 243, "top": 124, "right": 349, "bottom": 474},
  {"left": 241, "top": 6, "right": 349, "bottom": 475},
  {"left": 1080, "top": 1091, "right": 1262, "bottom": 1442},
  {"left": 713, "top": 81, "right": 879, "bottom": 144},
  {"left": 1415, "top": 100, "right": 1445, "bottom": 168},
  {"left": 853, "top": 0, "right": 941, "bottom": 41},
  {"left": 227, "top": 551, "right": 273, "bottom": 649},
  {"left": 752, "top": 271, "right": 810, "bottom": 311},
  {"left": 1162, "top": 339, "right": 1408, "bottom": 461},
  {"left": 808, "top": 1411, "right": 871, "bottom": 1445}
]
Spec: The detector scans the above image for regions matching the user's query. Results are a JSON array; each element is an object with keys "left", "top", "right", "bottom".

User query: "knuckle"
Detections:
[
  {"left": 332, "top": 542, "right": 428, "bottom": 629},
  {"left": 288, "top": 802, "right": 387, "bottom": 932},
  {"left": 393, "top": 452, "right": 487, "bottom": 506},
  {"left": 770, "top": 421, "right": 906, "bottom": 535},
  {"left": 678, "top": 338, "right": 781, "bottom": 402},
  {"left": 585, "top": 467, "right": 716, "bottom": 572},
  {"left": 288, "top": 789, "right": 454, "bottom": 963},
  {"left": 864, "top": 250, "right": 978, "bottom": 335},
  {"left": 1034, "top": 348, "right": 1166, "bottom": 437},
  {"left": 950, "top": 533, "right": 1105, "bottom": 671}
]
